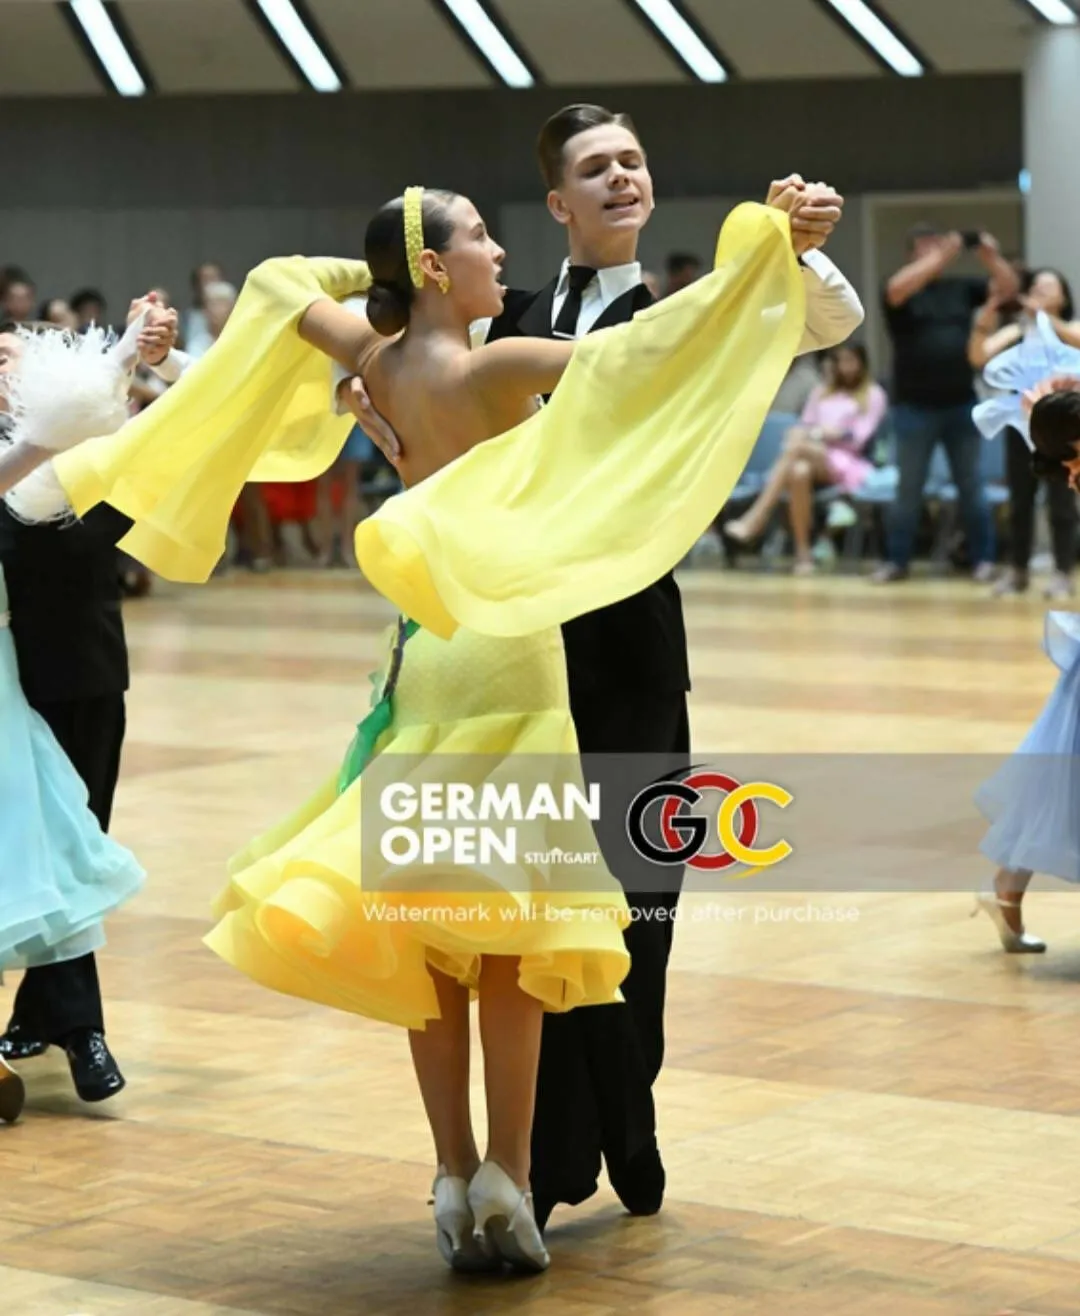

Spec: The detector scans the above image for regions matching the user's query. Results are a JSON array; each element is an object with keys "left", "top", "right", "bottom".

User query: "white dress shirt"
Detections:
[
  {"left": 552, "top": 259, "right": 643, "bottom": 335},
  {"left": 468, "top": 259, "right": 643, "bottom": 347}
]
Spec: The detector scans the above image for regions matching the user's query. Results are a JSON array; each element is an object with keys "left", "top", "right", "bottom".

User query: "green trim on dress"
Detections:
[{"left": 336, "top": 617, "right": 420, "bottom": 793}]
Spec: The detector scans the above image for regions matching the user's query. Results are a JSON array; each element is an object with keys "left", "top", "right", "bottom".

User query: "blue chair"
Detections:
[
  {"left": 714, "top": 410, "right": 800, "bottom": 569},
  {"left": 728, "top": 411, "right": 800, "bottom": 504},
  {"left": 831, "top": 415, "right": 897, "bottom": 564}
]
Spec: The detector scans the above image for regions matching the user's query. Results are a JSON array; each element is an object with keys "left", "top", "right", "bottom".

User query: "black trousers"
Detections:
[
  {"left": 1006, "top": 426, "right": 1079, "bottom": 573},
  {"left": 8, "top": 695, "right": 126, "bottom": 1041},
  {"left": 530, "top": 685, "right": 689, "bottom": 1207}
]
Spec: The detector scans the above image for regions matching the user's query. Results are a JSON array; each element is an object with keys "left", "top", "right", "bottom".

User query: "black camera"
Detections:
[{"left": 962, "top": 230, "right": 983, "bottom": 250}]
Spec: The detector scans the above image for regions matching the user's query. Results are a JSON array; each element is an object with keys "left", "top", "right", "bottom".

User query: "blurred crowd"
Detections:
[
  {"left": 4, "top": 227, "right": 1076, "bottom": 597},
  {"left": 672, "top": 225, "right": 1080, "bottom": 596},
  {"left": 0, "top": 260, "right": 399, "bottom": 586}
]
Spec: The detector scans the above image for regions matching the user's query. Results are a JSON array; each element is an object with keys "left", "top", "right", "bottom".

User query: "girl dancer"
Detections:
[
  {"left": 43, "top": 187, "right": 817, "bottom": 1269},
  {"left": 972, "top": 315, "right": 1080, "bottom": 950}
]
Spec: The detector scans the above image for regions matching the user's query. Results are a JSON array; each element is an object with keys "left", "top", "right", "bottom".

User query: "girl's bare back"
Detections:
[
  {"left": 360, "top": 334, "right": 540, "bottom": 488},
  {"left": 298, "top": 294, "right": 575, "bottom": 489}
]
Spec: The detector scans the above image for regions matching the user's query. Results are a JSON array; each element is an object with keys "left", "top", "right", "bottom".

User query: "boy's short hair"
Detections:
[{"left": 536, "top": 103, "right": 641, "bottom": 191}]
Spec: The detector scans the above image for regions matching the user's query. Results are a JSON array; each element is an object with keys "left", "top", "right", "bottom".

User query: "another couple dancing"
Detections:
[{"left": 20, "top": 104, "right": 863, "bottom": 1271}]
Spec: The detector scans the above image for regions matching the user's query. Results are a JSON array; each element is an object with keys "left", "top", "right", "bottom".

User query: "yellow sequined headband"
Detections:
[{"left": 403, "top": 186, "right": 426, "bottom": 290}]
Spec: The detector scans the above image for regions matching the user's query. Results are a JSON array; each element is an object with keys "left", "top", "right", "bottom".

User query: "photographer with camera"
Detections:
[{"left": 872, "top": 223, "right": 1020, "bottom": 583}]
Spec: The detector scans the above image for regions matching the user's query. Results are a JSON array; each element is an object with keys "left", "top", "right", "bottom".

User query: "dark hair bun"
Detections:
[
  {"left": 367, "top": 281, "right": 411, "bottom": 337},
  {"left": 1032, "top": 449, "right": 1067, "bottom": 482}
]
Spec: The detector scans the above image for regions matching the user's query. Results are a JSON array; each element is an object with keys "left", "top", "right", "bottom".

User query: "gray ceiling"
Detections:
[{"left": 0, "top": 0, "right": 1067, "bottom": 95}]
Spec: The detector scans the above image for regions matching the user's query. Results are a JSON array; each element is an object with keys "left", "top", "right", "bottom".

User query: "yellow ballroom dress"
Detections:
[{"left": 51, "top": 203, "right": 807, "bottom": 1029}]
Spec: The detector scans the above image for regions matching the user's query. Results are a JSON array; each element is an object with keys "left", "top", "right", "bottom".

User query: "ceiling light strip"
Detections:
[
  {"left": 628, "top": 0, "right": 730, "bottom": 82},
  {"left": 67, "top": 0, "right": 147, "bottom": 96},
  {"left": 251, "top": 0, "right": 344, "bottom": 92},
  {"left": 818, "top": 0, "right": 927, "bottom": 77},
  {"left": 437, "top": 0, "right": 535, "bottom": 88},
  {"left": 1019, "top": 0, "right": 1078, "bottom": 25}
]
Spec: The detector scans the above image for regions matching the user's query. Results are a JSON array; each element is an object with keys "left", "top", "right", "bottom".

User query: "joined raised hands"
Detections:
[
  {"left": 126, "top": 291, "right": 178, "bottom": 367},
  {"left": 766, "top": 174, "right": 845, "bottom": 255}
]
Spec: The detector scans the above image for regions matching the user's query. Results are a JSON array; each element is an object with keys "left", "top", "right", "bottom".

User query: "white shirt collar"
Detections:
[{"left": 555, "top": 258, "right": 643, "bottom": 306}]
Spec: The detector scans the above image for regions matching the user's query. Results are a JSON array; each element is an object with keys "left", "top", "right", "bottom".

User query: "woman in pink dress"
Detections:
[{"left": 726, "top": 343, "right": 887, "bottom": 573}]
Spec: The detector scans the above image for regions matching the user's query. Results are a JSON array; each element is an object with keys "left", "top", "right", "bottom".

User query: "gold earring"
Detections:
[{"left": 437, "top": 273, "right": 451, "bottom": 295}]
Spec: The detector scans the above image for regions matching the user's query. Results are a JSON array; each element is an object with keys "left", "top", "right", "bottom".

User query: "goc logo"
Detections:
[{"left": 626, "top": 770, "right": 793, "bottom": 874}]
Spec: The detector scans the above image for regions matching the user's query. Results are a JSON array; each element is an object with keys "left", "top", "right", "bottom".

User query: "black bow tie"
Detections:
[{"left": 553, "top": 265, "right": 597, "bottom": 338}]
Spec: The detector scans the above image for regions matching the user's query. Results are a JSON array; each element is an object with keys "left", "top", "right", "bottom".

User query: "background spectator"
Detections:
[
  {"left": 664, "top": 252, "right": 702, "bottom": 297},
  {"left": 37, "top": 298, "right": 77, "bottom": 330},
  {"left": 1, "top": 274, "right": 36, "bottom": 324},
  {"left": 201, "top": 281, "right": 237, "bottom": 347},
  {"left": 872, "top": 223, "right": 1020, "bottom": 584},
  {"left": 71, "top": 288, "right": 108, "bottom": 331},
  {"left": 183, "top": 261, "right": 226, "bottom": 357},
  {"left": 181, "top": 277, "right": 271, "bottom": 571}
]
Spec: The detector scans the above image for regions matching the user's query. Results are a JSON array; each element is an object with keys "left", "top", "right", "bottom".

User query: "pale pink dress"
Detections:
[{"left": 799, "top": 383, "right": 888, "bottom": 493}]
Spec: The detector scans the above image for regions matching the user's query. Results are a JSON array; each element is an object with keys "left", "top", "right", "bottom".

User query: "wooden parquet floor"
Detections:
[{"left": 5, "top": 568, "right": 1080, "bottom": 1316}]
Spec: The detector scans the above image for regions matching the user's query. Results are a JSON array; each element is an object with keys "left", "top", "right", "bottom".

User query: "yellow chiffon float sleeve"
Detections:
[
  {"left": 353, "top": 202, "right": 806, "bottom": 640},
  {"left": 53, "top": 256, "right": 372, "bottom": 583}
]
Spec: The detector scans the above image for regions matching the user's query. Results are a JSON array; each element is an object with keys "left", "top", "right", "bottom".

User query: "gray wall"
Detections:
[
  {"left": 1025, "top": 28, "right": 1080, "bottom": 297},
  {"left": 0, "top": 74, "right": 1021, "bottom": 315}
]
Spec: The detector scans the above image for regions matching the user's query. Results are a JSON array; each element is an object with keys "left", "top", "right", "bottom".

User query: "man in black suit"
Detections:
[
  {"left": 0, "top": 307, "right": 178, "bottom": 1102},
  {"left": 488, "top": 105, "right": 862, "bottom": 1231},
  {"left": 334, "top": 104, "right": 864, "bottom": 1229}
]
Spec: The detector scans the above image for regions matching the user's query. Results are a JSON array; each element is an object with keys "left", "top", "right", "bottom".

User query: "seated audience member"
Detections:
[{"left": 725, "top": 343, "right": 887, "bottom": 574}]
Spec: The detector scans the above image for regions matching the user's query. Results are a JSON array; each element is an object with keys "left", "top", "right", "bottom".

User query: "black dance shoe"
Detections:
[
  {"left": 0, "top": 1023, "right": 49, "bottom": 1061},
  {"left": 608, "top": 1139, "right": 666, "bottom": 1217},
  {"left": 0, "top": 1057, "right": 25, "bottom": 1124},
  {"left": 64, "top": 1030, "right": 125, "bottom": 1103}
]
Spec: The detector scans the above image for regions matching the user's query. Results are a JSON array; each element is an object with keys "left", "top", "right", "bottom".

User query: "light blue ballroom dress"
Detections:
[
  {"left": 976, "top": 611, "right": 1080, "bottom": 881},
  {"left": 0, "top": 565, "right": 144, "bottom": 971}
]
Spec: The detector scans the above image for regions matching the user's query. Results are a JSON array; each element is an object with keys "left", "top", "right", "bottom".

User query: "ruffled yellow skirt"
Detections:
[{"left": 204, "top": 623, "right": 631, "bottom": 1029}]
